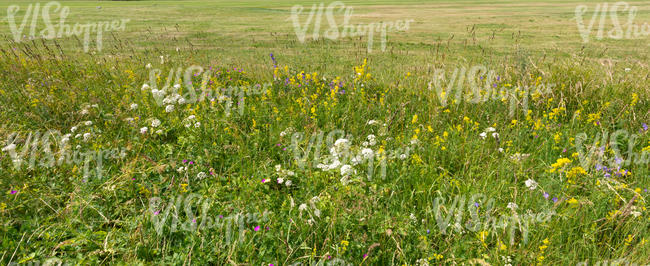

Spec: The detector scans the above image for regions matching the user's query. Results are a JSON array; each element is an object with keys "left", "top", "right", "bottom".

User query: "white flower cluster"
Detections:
[
  {"left": 479, "top": 127, "right": 503, "bottom": 152},
  {"left": 479, "top": 127, "right": 498, "bottom": 140},
  {"left": 279, "top": 127, "right": 295, "bottom": 138},
  {"left": 197, "top": 171, "right": 207, "bottom": 180},
  {"left": 524, "top": 178, "right": 538, "bottom": 190},
  {"left": 183, "top": 115, "right": 201, "bottom": 128},
  {"left": 509, "top": 152, "right": 530, "bottom": 162},
  {"left": 297, "top": 196, "right": 321, "bottom": 226},
  {"left": 145, "top": 83, "right": 189, "bottom": 113},
  {"left": 274, "top": 164, "right": 294, "bottom": 187},
  {"left": 138, "top": 117, "right": 163, "bottom": 136},
  {"left": 69, "top": 120, "right": 94, "bottom": 143}
]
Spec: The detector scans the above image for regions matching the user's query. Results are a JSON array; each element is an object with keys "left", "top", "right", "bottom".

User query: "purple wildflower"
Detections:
[{"left": 270, "top": 53, "right": 277, "bottom": 67}]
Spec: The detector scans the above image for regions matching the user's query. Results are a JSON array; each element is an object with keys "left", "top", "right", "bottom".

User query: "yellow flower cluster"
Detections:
[
  {"left": 566, "top": 166, "right": 587, "bottom": 184},
  {"left": 536, "top": 238, "right": 550, "bottom": 265},
  {"left": 549, "top": 158, "right": 572, "bottom": 173}
]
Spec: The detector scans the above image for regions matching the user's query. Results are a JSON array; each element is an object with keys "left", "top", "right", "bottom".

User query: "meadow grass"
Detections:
[{"left": 0, "top": 0, "right": 649, "bottom": 265}]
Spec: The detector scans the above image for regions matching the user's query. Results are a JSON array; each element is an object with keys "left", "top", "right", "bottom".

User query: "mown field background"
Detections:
[{"left": 0, "top": 0, "right": 649, "bottom": 265}]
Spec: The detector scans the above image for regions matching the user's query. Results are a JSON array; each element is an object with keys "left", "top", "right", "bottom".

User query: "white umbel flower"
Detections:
[
  {"left": 361, "top": 148, "right": 374, "bottom": 159},
  {"left": 140, "top": 127, "right": 148, "bottom": 134},
  {"left": 367, "top": 134, "right": 377, "bottom": 145},
  {"left": 151, "top": 119, "right": 161, "bottom": 128},
  {"left": 197, "top": 172, "right": 207, "bottom": 180},
  {"left": 165, "top": 105, "right": 174, "bottom": 113},
  {"left": 334, "top": 138, "right": 349, "bottom": 149},
  {"left": 479, "top": 132, "right": 487, "bottom": 139},
  {"left": 152, "top": 89, "right": 165, "bottom": 99},
  {"left": 130, "top": 103, "right": 138, "bottom": 110},
  {"left": 524, "top": 179, "right": 538, "bottom": 190},
  {"left": 329, "top": 160, "right": 341, "bottom": 170},
  {"left": 340, "top": 164, "right": 353, "bottom": 176}
]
